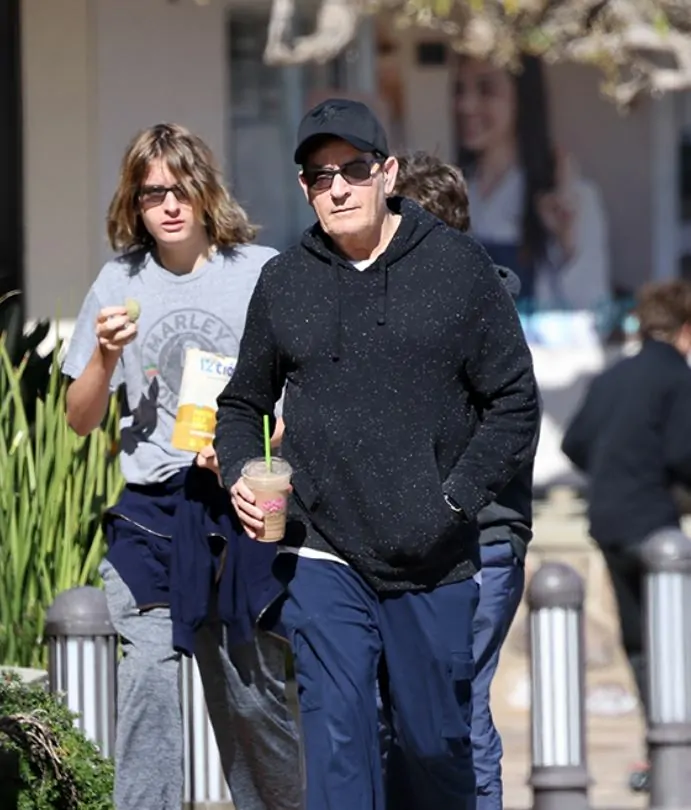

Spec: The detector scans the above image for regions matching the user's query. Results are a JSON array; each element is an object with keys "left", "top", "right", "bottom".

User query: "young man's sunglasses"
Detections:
[
  {"left": 138, "top": 184, "right": 190, "bottom": 207},
  {"left": 302, "top": 157, "right": 385, "bottom": 191}
]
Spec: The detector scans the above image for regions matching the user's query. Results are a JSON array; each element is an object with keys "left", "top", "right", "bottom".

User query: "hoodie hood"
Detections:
[
  {"left": 299, "top": 197, "right": 443, "bottom": 360},
  {"left": 300, "top": 196, "right": 442, "bottom": 267}
]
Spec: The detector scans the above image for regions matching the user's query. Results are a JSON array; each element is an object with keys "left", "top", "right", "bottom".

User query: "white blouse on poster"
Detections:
[{"left": 467, "top": 165, "right": 611, "bottom": 312}]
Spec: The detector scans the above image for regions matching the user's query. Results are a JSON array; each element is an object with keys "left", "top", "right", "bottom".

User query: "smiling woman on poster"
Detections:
[{"left": 454, "top": 55, "right": 611, "bottom": 324}]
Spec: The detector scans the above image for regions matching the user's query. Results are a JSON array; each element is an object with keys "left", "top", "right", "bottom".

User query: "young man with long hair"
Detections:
[{"left": 62, "top": 123, "right": 301, "bottom": 810}]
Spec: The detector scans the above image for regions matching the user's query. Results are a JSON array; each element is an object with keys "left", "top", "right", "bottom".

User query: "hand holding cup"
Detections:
[{"left": 230, "top": 457, "right": 293, "bottom": 541}]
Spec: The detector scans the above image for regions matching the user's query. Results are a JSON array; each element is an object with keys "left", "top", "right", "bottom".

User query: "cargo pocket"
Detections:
[
  {"left": 290, "top": 631, "right": 323, "bottom": 713},
  {"left": 441, "top": 651, "right": 475, "bottom": 739}
]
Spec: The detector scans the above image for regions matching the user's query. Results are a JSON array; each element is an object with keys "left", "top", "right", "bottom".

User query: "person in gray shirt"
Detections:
[{"left": 62, "top": 123, "right": 300, "bottom": 810}]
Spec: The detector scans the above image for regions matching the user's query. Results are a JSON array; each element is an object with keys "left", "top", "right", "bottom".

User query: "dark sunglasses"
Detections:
[
  {"left": 302, "top": 157, "right": 385, "bottom": 191},
  {"left": 138, "top": 184, "right": 190, "bottom": 207}
]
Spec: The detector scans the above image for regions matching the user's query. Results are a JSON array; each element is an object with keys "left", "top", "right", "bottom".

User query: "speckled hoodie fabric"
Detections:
[{"left": 215, "top": 198, "right": 540, "bottom": 593}]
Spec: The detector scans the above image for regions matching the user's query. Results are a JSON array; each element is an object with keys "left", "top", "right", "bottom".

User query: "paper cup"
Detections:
[{"left": 241, "top": 457, "right": 293, "bottom": 542}]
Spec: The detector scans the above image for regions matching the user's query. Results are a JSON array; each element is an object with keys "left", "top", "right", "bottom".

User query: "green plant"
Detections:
[
  {"left": 0, "top": 338, "right": 123, "bottom": 668},
  {"left": 0, "top": 672, "right": 114, "bottom": 809}
]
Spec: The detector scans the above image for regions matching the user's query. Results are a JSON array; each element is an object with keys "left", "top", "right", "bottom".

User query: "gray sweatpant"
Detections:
[{"left": 100, "top": 560, "right": 302, "bottom": 810}]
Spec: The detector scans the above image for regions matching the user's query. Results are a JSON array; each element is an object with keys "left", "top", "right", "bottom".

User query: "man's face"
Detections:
[
  {"left": 138, "top": 159, "right": 205, "bottom": 248},
  {"left": 299, "top": 139, "right": 398, "bottom": 242}
]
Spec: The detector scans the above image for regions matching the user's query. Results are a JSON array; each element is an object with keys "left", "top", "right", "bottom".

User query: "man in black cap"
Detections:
[{"left": 214, "top": 98, "right": 540, "bottom": 810}]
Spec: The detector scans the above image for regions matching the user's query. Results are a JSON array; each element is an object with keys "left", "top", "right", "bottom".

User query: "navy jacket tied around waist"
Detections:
[{"left": 103, "top": 465, "right": 285, "bottom": 656}]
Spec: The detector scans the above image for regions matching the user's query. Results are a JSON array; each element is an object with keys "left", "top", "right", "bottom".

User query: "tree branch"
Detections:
[
  {"left": 264, "top": 0, "right": 363, "bottom": 66},
  {"left": 258, "top": 0, "right": 691, "bottom": 107}
]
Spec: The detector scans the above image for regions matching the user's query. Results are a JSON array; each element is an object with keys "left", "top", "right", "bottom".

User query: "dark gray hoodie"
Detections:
[{"left": 476, "top": 265, "right": 537, "bottom": 560}]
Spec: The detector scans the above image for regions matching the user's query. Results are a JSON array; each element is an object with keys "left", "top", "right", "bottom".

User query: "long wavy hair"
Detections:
[
  {"left": 456, "top": 55, "right": 555, "bottom": 264},
  {"left": 107, "top": 123, "right": 257, "bottom": 253}
]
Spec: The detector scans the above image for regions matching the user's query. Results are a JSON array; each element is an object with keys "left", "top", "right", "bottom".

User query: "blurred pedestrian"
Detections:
[{"left": 563, "top": 279, "right": 691, "bottom": 788}]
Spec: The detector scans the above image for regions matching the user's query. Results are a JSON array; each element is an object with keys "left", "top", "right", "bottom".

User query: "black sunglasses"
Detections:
[
  {"left": 138, "top": 184, "right": 190, "bottom": 207},
  {"left": 302, "top": 157, "right": 385, "bottom": 191}
]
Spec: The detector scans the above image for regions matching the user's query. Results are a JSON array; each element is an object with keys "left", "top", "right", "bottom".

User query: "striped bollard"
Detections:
[
  {"left": 527, "top": 562, "right": 590, "bottom": 810},
  {"left": 44, "top": 586, "right": 118, "bottom": 758},
  {"left": 642, "top": 529, "right": 691, "bottom": 810}
]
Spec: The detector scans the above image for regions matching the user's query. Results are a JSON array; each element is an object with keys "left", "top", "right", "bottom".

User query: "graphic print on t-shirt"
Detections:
[{"left": 140, "top": 309, "right": 237, "bottom": 414}]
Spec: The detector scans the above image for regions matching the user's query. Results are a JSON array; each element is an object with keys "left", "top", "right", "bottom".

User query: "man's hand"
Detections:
[
  {"left": 96, "top": 306, "right": 138, "bottom": 354},
  {"left": 196, "top": 445, "right": 221, "bottom": 484},
  {"left": 229, "top": 477, "right": 265, "bottom": 539}
]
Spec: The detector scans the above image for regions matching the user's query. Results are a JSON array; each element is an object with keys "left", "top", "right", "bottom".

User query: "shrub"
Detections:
[{"left": 0, "top": 672, "right": 114, "bottom": 809}]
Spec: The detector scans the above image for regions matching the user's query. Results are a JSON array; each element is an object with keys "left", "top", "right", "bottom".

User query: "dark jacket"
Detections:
[
  {"left": 215, "top": 198, "right": 540, "bottom": 593},
  {"left": 562, "top": 338, "right": 691, "bottom": 546},
  {"left": 104, "top": 466, "right": 284, "bottom": 655},
  {"left": 476, "top": 265, "right": 536, "bottom": 559}
]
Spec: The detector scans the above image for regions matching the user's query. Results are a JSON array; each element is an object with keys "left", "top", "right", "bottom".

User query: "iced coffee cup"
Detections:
[{"left": 241, "top": 457, "right": 293, "bottom": 542}]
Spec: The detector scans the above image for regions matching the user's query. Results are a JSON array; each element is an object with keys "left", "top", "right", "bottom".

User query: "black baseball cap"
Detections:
[{"left": 294, "top": 98, "right": 390, "bottom": 165}]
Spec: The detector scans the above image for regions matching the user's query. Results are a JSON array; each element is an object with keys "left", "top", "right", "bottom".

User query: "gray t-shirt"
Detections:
[{"left": 62, "top": 244, "right": 277, "bottom": 485}]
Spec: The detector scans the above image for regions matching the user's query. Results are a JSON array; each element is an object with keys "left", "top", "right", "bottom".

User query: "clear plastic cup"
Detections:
[{"left": 241, "top": 457, "right": 293, "bottom": 542}]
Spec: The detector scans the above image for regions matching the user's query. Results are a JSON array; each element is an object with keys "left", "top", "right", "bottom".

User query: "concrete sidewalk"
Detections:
[
  {"left": 496, "top": 488, "right": 648, "bottom": 809},
  {"left": 499, "top": 697, "right": 646, "bottom": 809}
]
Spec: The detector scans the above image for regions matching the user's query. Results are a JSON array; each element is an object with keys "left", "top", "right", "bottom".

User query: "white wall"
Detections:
[
  {"left": 92, "top": 0, "right": 227, "bottom": 268},
  {"left": 21, "top": 0, "right": 95, "bottom": 321},
  {"left": 22, "top": 0, "right": 229, "bottom": 320}
]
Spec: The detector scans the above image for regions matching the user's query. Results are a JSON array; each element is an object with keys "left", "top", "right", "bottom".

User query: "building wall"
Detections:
[
  {"left": 21, "top": 0, "right": 227, "bottom": 320},
  {"left": 546, "top": 63, "right": 654, "bottom": 294},
  {"left": 92, "top": 0, "right": 227, "bottom": 268},
  {"left": 20, "top": 0, "right": 370, "bottom": 320},
  {"left": 19, "top": 3, "right": 681, "bottom": 321},
  {"left": 21, "top": 0, "right": 94, "bottom": 320}
]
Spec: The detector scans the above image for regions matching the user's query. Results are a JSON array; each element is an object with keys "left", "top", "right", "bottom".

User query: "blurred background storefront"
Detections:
[{"left": 8, "top": 0, "right": 691, "bottom": 487}]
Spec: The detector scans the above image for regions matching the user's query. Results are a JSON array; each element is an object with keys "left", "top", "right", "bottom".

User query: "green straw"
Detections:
[{"left": 263, "top": 414, "right": 272, "bottom": 471}]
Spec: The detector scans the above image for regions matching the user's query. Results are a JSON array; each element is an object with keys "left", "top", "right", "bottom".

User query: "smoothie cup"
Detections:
[{"left": 241, "top": 457, "right": 293, "bottom": 542}]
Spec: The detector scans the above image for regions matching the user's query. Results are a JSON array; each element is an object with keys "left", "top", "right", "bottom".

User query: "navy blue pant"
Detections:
[
  {"left": 472, "top": 542, "right": 525, "bottom": 810},
  {"left": 280, "top": 556, "right": 479, "bottom": 810}
]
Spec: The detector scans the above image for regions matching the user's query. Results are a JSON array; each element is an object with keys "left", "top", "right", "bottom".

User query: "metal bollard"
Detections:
[
  {"left": 641, "top": 528, "right": 691, "bottom": 810},
  {"left": 44, "top": 586, "right": 118, "bottom": 758},
  {"left": 527, "top": 562, "right": 589, "bottom": 810},
  {"left": 182, "top": 653, "right": 233, "bottom": 809}
]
